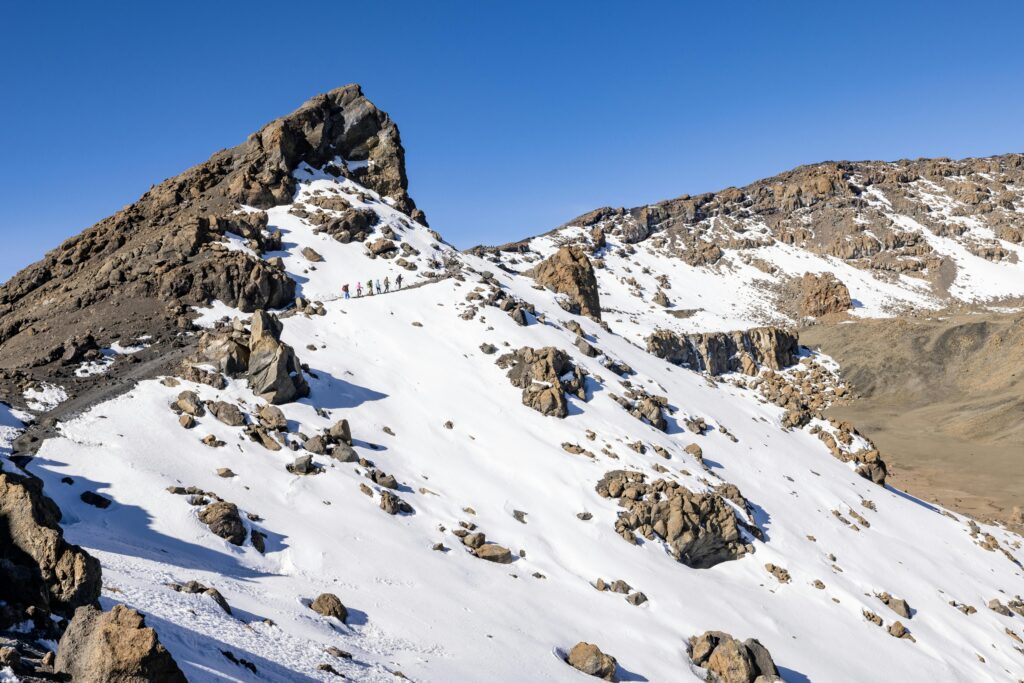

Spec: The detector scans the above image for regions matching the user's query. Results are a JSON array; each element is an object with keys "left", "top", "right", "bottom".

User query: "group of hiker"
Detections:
[{"left": 341, "top": 273, "right": 402, "bottom": 299}]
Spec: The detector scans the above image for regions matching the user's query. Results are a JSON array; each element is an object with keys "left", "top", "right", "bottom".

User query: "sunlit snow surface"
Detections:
[{"left": 23, "top": 172, "right": 1024, "bottom": 682}]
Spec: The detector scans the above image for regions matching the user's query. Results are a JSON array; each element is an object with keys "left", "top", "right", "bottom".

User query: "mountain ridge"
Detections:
[{"left": 1, "top": 86, "right": 1023, "bottom": 682}]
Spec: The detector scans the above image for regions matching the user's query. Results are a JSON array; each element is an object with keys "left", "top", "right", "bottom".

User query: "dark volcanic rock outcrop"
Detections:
[
  {"left": 647, "top": 327, "right": 798, "bottom": 376},
  {"left": 0, "top": 84, "right": 421, "bottom": 382},
  {"left": 530, "top": 246, "right": 602, "bottom": 319},
  {"left": 0, "top": 468, "right": 101, "bottom": 621},
  {"left": 55, "top": 604, "right": 187, "bottom": 682}
]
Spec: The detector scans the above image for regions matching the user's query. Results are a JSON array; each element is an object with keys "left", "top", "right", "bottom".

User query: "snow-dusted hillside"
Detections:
[{"left": 4, "top": 162, "right": 1024, "bottom": 683}]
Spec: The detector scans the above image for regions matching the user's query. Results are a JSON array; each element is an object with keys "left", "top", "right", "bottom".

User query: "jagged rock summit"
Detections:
[{"left": 0, "top": 84, "right": 423, "bottom": 387}]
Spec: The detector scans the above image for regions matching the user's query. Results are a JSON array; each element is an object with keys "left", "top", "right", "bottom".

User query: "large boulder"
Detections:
[
  {"left": 247, "top": 310, "right": 310, "bottom": 404},
  {"left": 646, "top": 327, "right": 799, "bottom": 376},
  {"left": 197, "top": 502, "right": 246, "bottom": 545},
  {"left": 688, "top": 631, "right": 780, "bottom": 683},
  {"left": 0, "top": 469, "right": 101, "bottom": 619},
  {"left": 55, "top": 604, "right": 186, "bottom": 682},
  {"left": 799, "top": 272, "right": 852, "bottom": 317},
  {"left": 530, "top": 246, "right": 602, "bottom": 320}
]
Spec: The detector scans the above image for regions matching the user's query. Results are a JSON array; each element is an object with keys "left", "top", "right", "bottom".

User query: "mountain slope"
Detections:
[{"left": 2, "top": 89, "right": 1024, "bottom": 682}]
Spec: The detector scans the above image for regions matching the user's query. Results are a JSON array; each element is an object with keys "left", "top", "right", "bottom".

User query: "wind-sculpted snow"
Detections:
[{"left": 17, "top": 172, "right": 1024, "bottom": 682}]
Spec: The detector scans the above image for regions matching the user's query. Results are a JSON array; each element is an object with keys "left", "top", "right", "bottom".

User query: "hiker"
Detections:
[
  {"left": 375, "top": 279, "right": 382, "bottom": 295},
  {"left": 356, "top": 282, "right": 363, "bottom": 297},
  {"left": 396, "top": 273, "right": 403, "bottom": 289},
  {"left": 384, "top": 276, "right": 390, "bottom": 293},
  {"left": 366, "top": 279, "right": 374, "bottom": 296},
  {"left": 342, "top": 283, "right": 350, "bottom": 300}
]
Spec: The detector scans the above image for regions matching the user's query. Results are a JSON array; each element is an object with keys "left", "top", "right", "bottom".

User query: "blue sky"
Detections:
[{"left": 2, "top": 1, "right": 1023, "bottom": 280}]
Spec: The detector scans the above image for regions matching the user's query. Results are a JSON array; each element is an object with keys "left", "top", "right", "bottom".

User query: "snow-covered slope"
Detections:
[{"left": 6, "top": 165, "right": 1024, "bottom": 683}]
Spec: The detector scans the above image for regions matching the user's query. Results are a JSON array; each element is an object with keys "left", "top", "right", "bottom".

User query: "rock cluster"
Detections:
[
  {"left": 647, "top": 327, "right": 799, "bottom": 376},
  {"left": 189, "top": 310, "right": 309, "bottom": 404},
  {"left": 495, "top": 346, "right": 587, "bottom": 418},
  {"left": 55, "top": 604, "right": 186, "bottom": 682},
  {"left": 596, "top": 471, "right": 754, "bottom": 568},
  {"left": 529, "top": 246, "right": 602, "bottom": 319},
  {"left": 688, "top": 630, "right": 780, "bottom": 683}
]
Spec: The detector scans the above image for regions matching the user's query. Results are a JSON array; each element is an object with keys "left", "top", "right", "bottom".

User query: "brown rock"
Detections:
[
  {"left": 55, "top": 604, "right": 186, "bottom": 682},
  {"left": 310, "top": 593, "right": 348, "bottom": 623},
  {"left": 197, "top": 502, "right": 246, "bottom": 545},
  {"left": 530, "top": 246, "right": 602, "bottom": 320},
  {"left": 799, "top": 272, "right": 852, "bottom": 317},
  {"left": 566, "top": 642, "right": 617, "bottom": 681}
]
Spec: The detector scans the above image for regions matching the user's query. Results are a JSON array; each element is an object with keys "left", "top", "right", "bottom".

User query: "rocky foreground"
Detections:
[{"left": 1, "top": 86, "right": 1024, "bottom": 681}]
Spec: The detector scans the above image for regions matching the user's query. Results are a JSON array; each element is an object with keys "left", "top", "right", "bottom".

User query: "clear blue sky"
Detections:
[{"left": 2, "top": 1, "right": 1023, "bottom": 281}]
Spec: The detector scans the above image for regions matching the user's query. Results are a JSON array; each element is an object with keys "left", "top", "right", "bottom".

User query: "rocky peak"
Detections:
[{"left": 0, "top": 85, "right": 419, "bottom": 403}]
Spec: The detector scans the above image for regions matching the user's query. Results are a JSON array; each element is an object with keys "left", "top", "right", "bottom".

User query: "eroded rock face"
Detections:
[
  {"left": 0, "top": 469, "right": 101, "bottom": 620},
  {"left": 55, "top": 604, "right": 186, "bottom": 682},
  {"left": 647, "top": 327, "right": 799, "bottom": 376},
  {"left": 799, "top": 272, "right": 852, "bottom": 317},
  {"left": 596, "top": 471, "right": 754, "bottom": 568},
  {"left": 688, "top": 631, "right": 779, "bottom": 683},
  {"left": 495, "top": 346, "right": 587, "bottom": 418},
  {"left": 530, "top": 246, "right": 602, "bottom": 320}
]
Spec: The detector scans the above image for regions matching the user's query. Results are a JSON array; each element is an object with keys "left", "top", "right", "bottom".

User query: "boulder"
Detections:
[
  {"left": 310, "top": 593, "right": 348, "bottom": 623},
  {"left": 0, "top": 470, "right": 102, "bottom": 617},
  {"left": 530, "top": 246, "right": 602, "bottom": 320},
  {"left": 799, "top": 272, "right": 852, "bottom": 317},
  {"left": 474, "top": 544, "right": 514, "bottom": 564},
  {"left": 329, "top": 419, "right": 352, "bottom": 445},
  {"left": 175, "top": 391, "right": 205, "bottom": 417},
  {"left": 197, "top": 502, "right": 246, "bottom": 545},
  {"left": 257, "top": 404, "right": 288, "bottom": 431},
  {"left": 566, "top": 642, "right": 617, "bottom": 681},
  {"left": 247, "top": 310, "right": 310, "bottom": 404},
  {"left": 301, "top": 246, "right": 324, "bottom": 262},
  {"left": 209, "top": 401, "right": 246, "bottom": 426},
  {"left": 689, "top": 631, "right": 779, "bottom": 683},
  {"left": 55, "top": 604, "right": 186, "bottom": 682}
]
